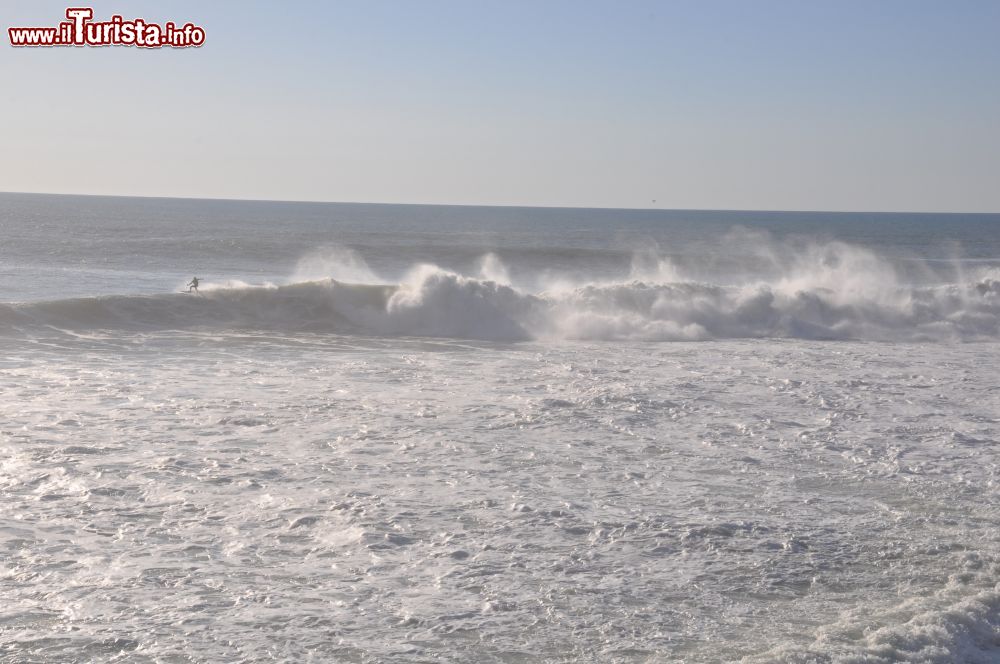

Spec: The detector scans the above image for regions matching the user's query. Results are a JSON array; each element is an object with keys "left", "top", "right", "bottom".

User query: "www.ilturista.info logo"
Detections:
[{"left": 8, "top": 7, "right": 205, "bottom": 48}]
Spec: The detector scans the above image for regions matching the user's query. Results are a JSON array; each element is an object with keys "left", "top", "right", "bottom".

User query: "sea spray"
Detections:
[{"left": 2, "top": 239, "right": 999, "bottom": 341}]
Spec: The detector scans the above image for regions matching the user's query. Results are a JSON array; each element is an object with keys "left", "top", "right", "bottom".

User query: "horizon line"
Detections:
[{"left": 1, "top": 190, "right": 998, "bottom": 216}]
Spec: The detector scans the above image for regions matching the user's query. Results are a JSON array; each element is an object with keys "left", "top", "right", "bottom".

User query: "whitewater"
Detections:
[{"left": 1, "top": 193, "right": 998, "bottom": 662}]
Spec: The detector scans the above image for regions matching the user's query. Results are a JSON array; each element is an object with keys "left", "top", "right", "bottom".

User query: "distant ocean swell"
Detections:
[{"left": 3, "top": 273, "right": 999, "bottom": 344}]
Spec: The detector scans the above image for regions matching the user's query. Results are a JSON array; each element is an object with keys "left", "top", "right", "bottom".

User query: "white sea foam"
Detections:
[
  {"left": 3, "top": 334, "right": 997, "bottom": 662},
  {"left": 746, "top": 582, "right": 1000, "bottom": 663}
]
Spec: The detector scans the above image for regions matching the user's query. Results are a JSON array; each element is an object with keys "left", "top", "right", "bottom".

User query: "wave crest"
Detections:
[{"left": 3, "top": 244, "right": 1000, "bottom": 342}]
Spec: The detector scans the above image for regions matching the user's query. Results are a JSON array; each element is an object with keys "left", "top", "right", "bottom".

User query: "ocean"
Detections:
[{"left": 1, "top": 192, "right": 998, "bottom": 662}]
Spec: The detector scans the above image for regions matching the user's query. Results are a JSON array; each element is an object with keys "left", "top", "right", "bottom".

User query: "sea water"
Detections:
[{"left": 1, "top": 192, "right": 998, "bottom": 662}]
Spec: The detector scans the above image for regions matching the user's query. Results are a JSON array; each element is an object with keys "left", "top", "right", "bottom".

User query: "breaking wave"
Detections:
[
  {"left": 2, "top": 242, "right": 999, "bottom": 342},
  {"left": 744, "top": 578, "right": 1000, "bottom": 663}
]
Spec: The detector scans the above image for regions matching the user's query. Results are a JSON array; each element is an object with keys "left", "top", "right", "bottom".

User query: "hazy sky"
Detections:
[{"left": 3, "top": 0, "right": 999, "bottom": 211}]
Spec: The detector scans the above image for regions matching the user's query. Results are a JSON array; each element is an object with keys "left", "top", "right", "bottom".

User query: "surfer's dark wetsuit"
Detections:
[{"left": 187, "top": 277, "right": 199, "bottom": 293}]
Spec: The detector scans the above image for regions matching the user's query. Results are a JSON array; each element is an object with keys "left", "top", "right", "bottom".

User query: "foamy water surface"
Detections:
[{"left": 1, "top": 194, "right": 999, "bottom": 662}]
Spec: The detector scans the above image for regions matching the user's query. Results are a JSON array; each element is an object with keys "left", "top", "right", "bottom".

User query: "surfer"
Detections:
[{"left": 186, "top": 277, "right": 200, "bottom": 293}]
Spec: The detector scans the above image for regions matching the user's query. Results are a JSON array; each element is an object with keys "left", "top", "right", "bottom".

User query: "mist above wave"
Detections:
[{"left": 2, "top": 239, "right": 998, "bottom": 342}]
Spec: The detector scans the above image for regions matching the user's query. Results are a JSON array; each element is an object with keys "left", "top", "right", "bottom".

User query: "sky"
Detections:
[{"left": 2, "top": 0, "right": 999, "bottom": 211}]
